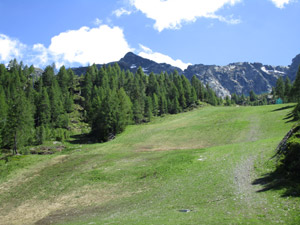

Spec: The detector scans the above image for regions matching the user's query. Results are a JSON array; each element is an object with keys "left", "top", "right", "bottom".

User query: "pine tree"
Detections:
[
  {"left": 284, "top": 77, "right": 292, "bottom": 102},
  {"left": 3, "top": 92, "right": 34, "bottom": 154},
  {"left": 275, "top": 76, "right": 285, "bottom": 100},
  {"left": 225, "top": 96, "right": 231, "bottom": 106},
  {"left": 249, "top": 90, "right": 257, "bottom": 102},
  {"left": 38, "top": 88, "right": 51, "bottom": 127},
  {"left": 57, "top": 65, "right": 69, "bottom": 93},
  {"left": 152, "top": 93, "right": 159, "bottom": 116},
  {"left": 49, "top": 81, "right": 64, "bottom": 127},
  {"left": 144, "top": 96, "right": 153, "bottom": 122},
  {"left": 190, "top": 87, "right": 197, "bottom": 105},
  {"left": 172, "top": 96, "right": 181, "bottom": 114},
  {"left": 42, "top": 66, "right": 55, "bottom": 87},
  {"left": 0, "top": 87, "right": 7, "bottom": 148},
  {"left": 133, "top": 99, "right": 144, "bottom": 123},
  {"left": 159, "top": 95, "right": 168, "bottom": 115},
  {"left": 117, "top": 88, "right": 133, "bottom": 131}
]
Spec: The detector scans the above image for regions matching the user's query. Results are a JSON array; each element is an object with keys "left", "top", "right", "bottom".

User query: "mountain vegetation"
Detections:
[
  {"left": 73, "top": 52, "right": 300, "bottom": 98},
  {"left": 0, "top": 102, "right": 299, "bottom": 224},
  {"left": 0, "top": 58, "right": 300, "bottom": 224},
  {"left": 0, "top": 59, "right": 223, "bottom": 154}
]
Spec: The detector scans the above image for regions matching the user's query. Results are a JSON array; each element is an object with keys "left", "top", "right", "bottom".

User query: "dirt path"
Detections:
[{"left": 233, "top": 113, "right": 267, "bottom": 213}]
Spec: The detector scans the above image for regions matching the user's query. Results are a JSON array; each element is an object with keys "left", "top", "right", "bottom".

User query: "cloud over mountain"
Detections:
[
  {"left": 138, "top": 44, "right": 191, "bottom": 70},
  {"left": 0, "top": 25, "right": 133, "bottom": 68}
]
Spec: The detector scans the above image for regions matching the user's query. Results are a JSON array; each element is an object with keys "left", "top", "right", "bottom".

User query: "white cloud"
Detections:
[
  {"left": 208, "top": 14, "right": 241, "bottom": 25},
  {"left": 138, "top": 44, "right": 191, "bottom": 70},
  {"left": 93, "top": 18, "right": 103, "bottom": 25},
  {"left": 270, "top": 0, "right": 293, "bottom": 8},
  {"left": 130, "top": 0, "right": 242, "bottom": 31},
  {"left": 48, "top": 25, "right": 132, "bottom": 66},
  {"left": 0, "top": 25, "right": 133, "bottom": 68},
  {"left": 113, "top": 8, "right": 132, "bottom": 17},
  {"left": 0, "top": 34, "right": 26, "bottom": 62},
  {"left": 31, "top": 43, "right": 49, "bottom": 66}
]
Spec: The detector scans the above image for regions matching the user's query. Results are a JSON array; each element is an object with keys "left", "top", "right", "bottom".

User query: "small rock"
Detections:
[{"left": 178, "top": 209, "right": 191, "bottom": 213}]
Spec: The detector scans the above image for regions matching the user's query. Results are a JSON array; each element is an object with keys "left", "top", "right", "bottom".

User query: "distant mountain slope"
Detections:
[
  {"left": 71, "top": 52, "right": 183, "bottom": 76},
  {"left": 184, "top": 62, "right": 288, "bottom": 97},
  {"left": 287, "top": 54, "right": 300, "bottom": 81},
  {"left": 72, "top": 52, "right": 300, "bottom": 97}
]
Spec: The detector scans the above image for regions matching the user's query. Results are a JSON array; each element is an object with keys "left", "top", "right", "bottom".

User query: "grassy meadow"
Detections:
[{"left": 0, "top": 104, "right": 299, "bottom": 224}]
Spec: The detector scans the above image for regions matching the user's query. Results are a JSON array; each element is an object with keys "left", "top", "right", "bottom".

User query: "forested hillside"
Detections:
[{"left": 0, "top": 60, "right": 222, "bottom": 154}]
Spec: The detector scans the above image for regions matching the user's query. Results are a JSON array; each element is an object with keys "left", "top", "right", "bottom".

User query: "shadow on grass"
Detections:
[
  {"left": 68, "top": 133, "right": 95, "bottom": 144},
  {"left": 281, "top": 111, "right": 298, "bottom": 123},
  {"left": 272, "top": 105, "right": 294, "bottom": 112},
  {"left": 252, "top": 169, "right": 300, "bottom": 197}
]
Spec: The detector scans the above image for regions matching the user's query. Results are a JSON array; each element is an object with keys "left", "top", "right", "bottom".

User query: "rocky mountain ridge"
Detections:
[{"left": 72, "top": 52, "right": 300, "bottom": 98}]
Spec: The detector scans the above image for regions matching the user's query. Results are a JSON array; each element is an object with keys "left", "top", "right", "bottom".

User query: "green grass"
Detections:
[{"left": 0, "top": 104, "right": 299, "bottom": 225}]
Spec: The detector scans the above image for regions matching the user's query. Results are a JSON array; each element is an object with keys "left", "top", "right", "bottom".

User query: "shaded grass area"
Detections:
[
  {"left": 253, "top": 170, "right": 300, "bottom": 197},
  {"left": 1, "top": 104, "right": 300, "bottom": 225}
]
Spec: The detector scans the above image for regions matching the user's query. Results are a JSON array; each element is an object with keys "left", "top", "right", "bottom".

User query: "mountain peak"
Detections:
[{"left": 119, "top": 52, "right": 183, "bottom": 74}]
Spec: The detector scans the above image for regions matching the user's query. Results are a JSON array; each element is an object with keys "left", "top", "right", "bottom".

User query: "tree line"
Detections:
[
  {"left": 0, "top": 60, "right": 75, "bottom": 154},
  {"left": 0, "top": 60, "right": 222, "bottom": 154},
  {"left": 2, "top": 58, "right": 298, "bottom": 154},
  {"left": 81, "top": 63, "right": 222, "bottom": 142}
]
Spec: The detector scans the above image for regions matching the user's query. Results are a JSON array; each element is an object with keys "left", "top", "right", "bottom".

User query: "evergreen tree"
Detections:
[
  {"left": 0, "top": 87, "right": 7, "bottom": 148},
  {"left": 225, "top": 96, "right": 231, "bottom": 106},
  {"left": 231, "top": 93, "right": 238, "bottom": 104},
  {"left": 144, "top": 96, "right": 153, "bottom": 121},
  {"left": 37, "top": 88, "right": 51, "bottom": 127},
  {"left": 117, "top": 88, "right": 133, "bottom": 131},
  {"left": 275, "top": 76, "right": 285, "bottom": 100},
  {"left": 290, "top": 67, "right": 300, "bottom": 102},
  {"left": 49, "top": 81, "right": 64, "bottom": 127},
  {"left": 57, "top": 66, "right": 69, "bottom": 92},
  {"left": 159, "top": 95, "right": 168, "bottom": 115},
  {"left": 133, "top": 99, "right": 144, "bottom": 123},
  {"left": 249, "top": 90, "right": 257, "bottom": 102},
  {"left": 3, "top": 92, "right": 34, "bottom": 154},
  {"left": 171, "top": 97, "right": 181, "bottom": 114},
  {"left": 152, "top": 93, "right": 159, "bottom": 116},
  {"left": 42, "top": 66, "right": 55, "bottom": 87},
  {"left": 284, "top": 77, "right": 292, "bottom": 102},
  {"left": 190, "top": 87, "right": 197, "bottom": 105}
]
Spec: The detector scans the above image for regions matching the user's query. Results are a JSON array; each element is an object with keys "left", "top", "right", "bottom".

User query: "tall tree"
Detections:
[
  {"left": 291, "top": 66, "right": 300, "bottom": 101},
  {"left": 249, "top": 90, "right": 257, "bottom": 102},
  {"left": 275, "top": 76, "right": 285, "bottom": 99},
  {"left": 117, "top": 88, "right": 133, "bottom": 131},
  {"left": 144, "top": 96, "right": 153, "bottom": 121},
  {"left": 0, "top": 87, "right": 7, "bottom": 148},
  {"left": 284, "top": 77, "right": 292, "bottom": 102},
  {"left": 3, "top": 92, "right": 34, "bottom": 154}
]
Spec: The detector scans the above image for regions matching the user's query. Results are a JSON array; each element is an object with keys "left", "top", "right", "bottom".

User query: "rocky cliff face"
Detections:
[
  {"left": 72, "top": 52, "right": 300, "bottom": 98},
  {"left": 288, "top": 54, "right": 300, "bottom": 81},
  {"left": 184, "top": 62, "right": 289, "bottom": 97}
]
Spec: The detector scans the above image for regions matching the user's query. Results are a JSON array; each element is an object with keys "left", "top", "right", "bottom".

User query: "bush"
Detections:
[
  {"left": 281, "top": 131, "right": 300, "bottom": 177},
  {"left": 292, "top": 103, "right": 300, "bottom": 120}
]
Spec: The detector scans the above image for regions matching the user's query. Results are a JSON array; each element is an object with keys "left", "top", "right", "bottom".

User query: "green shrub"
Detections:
[
  {"left": 282, "top": 132, "right": 300, "bottom": 177},
  {"left": 292, "top": 103, "right": 300, "bottom": 120}
]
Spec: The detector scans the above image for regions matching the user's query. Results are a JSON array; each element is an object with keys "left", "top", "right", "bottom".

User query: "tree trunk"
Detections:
[{"left": 13, "top": 133, "right": 18, "bottom": 155}]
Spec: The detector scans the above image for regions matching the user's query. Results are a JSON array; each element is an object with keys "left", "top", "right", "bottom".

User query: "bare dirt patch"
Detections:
[
  {"left": 0, "top": 185, "right": 131, "bottom": 225},
  {"left": 0, "top": 155, "right": 68, "bottom": 195}
]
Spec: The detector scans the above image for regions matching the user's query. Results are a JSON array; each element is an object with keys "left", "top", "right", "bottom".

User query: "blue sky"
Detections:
[{"left": 0, "top": 0, "right": 299, "bottom": 70}]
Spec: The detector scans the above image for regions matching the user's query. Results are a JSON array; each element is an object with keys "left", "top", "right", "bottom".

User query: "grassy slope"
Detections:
[{"left": 0, "top": 104, "right": 299, "bottom": 224}]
